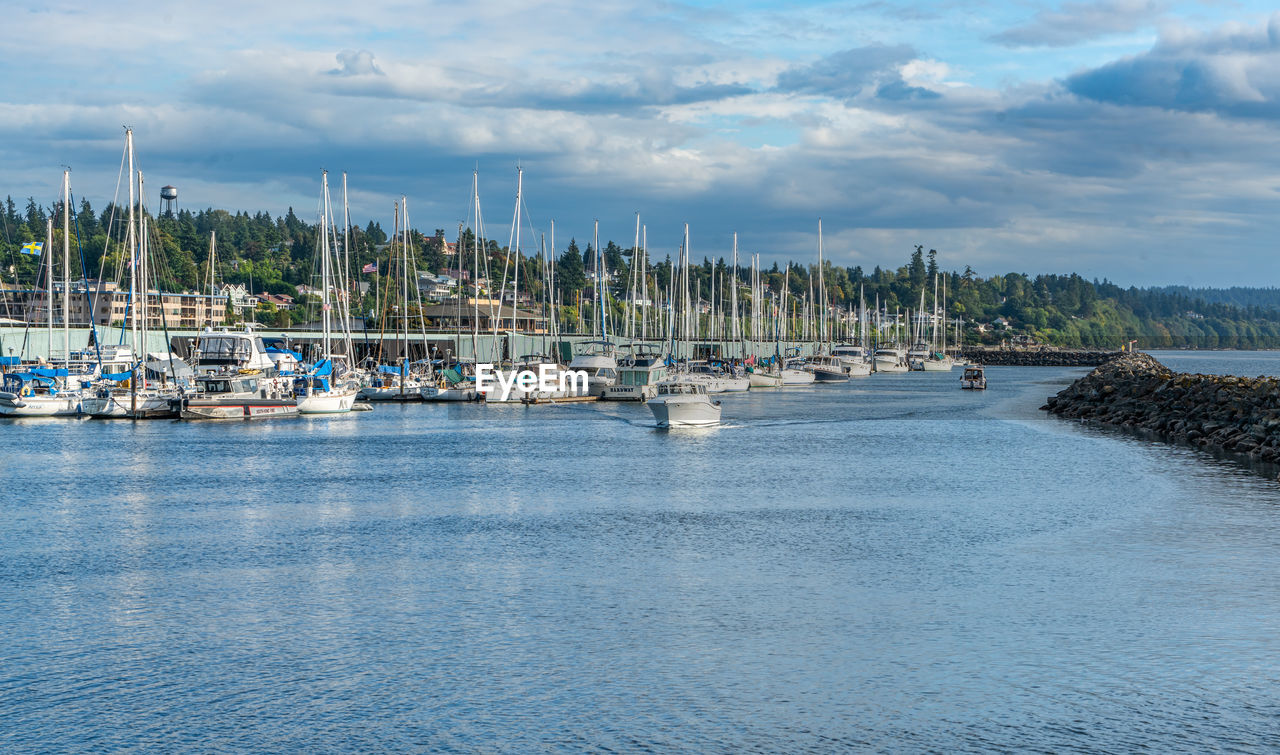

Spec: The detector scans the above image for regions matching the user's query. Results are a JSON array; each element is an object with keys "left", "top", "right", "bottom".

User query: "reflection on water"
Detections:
[{"left": 2, "top": 363, "right": 1279, "bottom": 750}]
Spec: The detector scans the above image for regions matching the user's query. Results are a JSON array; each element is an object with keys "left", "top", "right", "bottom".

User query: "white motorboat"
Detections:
[
  {"left": 601, "top": 346, "right": 669, "bottom": 401},
  {"left": 781, "top": 358, "right": 817, "bottom": 385},
  {"left": 874, "top": 347, "right": 909, "bottom": 373},
  {"left": 568, "top": 340, "right": 619, "bottom": 397},
  {"left": 921, "top": 353, "right": 955, "bottom": 371},
  {"left": 961, "top": 365, "right": 987, "bottom": 390},
  {"left": 647, "top": 382, "right": 721, "bottom": 427},
  {"left": 831, "top": 344, "right": 872, "bottom": 376},
  {"left": 680, "top": 360, "right": 750, "bottom": 393}
]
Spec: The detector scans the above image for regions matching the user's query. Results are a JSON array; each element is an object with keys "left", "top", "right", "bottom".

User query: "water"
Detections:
[{"left": 4, "top": 361, "right": 1280, "bottom": 751}]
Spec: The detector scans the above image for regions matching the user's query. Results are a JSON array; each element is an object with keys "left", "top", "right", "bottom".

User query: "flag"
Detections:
[
  {"left": 362, "top": 261, "right": 377, "bottom": 273},
  {"left": 20, "top": 242, "right": 42, "bottom": 255}
]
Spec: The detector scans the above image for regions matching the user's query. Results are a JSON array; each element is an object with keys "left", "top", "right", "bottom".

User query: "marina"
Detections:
[{"left": 3, "top": 352, "right": 1280, "bottom": 750}]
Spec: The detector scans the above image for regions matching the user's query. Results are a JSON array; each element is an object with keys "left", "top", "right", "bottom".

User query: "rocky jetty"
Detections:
[
  {"left": 1042, "top": 352, "right": 1280, "bottom": 467},
  {"left": 961, "top": 348, "right": 1120, "bottom": 367}
]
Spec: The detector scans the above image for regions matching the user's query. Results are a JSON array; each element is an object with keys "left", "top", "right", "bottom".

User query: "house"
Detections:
[{"left": 258, "top": 292, "right": 295, "bottom": 310}]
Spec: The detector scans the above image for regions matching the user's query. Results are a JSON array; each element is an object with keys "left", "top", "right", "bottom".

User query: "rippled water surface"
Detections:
[{"left": 4, "top": 360, "right": 1280, "bottom": 751}]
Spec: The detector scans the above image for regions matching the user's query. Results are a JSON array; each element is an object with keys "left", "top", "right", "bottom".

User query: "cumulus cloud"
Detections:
[
  {"left": 1066, "top": 13, "right": 1280, "bottom": 117},
  {"left": 992, "top": 0, "right": 1166, "bottom": 48}
]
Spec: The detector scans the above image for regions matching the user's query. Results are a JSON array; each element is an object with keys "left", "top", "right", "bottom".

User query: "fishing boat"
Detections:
[
  {"left": 961, "top": 365, "right": 987, "bottom": 390},
  {"left": 601, "top": 345, "right": 668, "bottom": 401},
  {"left": 647, "top": 382, "right": 721, "bottom": 427}
]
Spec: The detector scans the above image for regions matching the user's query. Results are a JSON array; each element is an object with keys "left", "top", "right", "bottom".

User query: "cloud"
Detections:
[
  {"left": 1066, "top": 13, "right": 1280, "bottom": 117},
  {"left": 992, "top": 0, "right": 1166, "bottom": 48},
  {"left": 774, "top": 45, "right": 939, "bottom": 102},
  {"left": 329, "top": 50, "right": 383, "bottom": 77}
]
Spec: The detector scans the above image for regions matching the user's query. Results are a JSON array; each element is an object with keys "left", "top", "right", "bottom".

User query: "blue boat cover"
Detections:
[{"left": 31, "top": 367, "right": 69, "bottom": 378}]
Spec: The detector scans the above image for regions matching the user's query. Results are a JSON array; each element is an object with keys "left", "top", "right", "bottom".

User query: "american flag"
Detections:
[{"left": 362, "top": 261, "right": 378, "bottom": 274}]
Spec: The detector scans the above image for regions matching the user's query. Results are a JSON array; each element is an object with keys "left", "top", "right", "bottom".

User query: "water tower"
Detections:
[{"left": 160, "top": 185, "right": 178, "bottom": 216}]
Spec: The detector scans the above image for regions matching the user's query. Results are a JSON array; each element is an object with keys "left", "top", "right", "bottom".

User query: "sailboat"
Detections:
[
  {"left": 0, "top": 200, "right": 83, "bottom": 416},
  {"left": 568, "top": 220, "right": 619, "bottom": 396},
  {"left": 296, "top": 171, "right": 358, "bottom": 414},
  {"left": 83, "top": 132, "right": 188, "bottom": 418}
]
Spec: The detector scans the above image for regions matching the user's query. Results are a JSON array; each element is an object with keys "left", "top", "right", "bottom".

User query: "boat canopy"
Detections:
[
  {"left": 31, "top": 367, "right": 69, "bottom": 378},
  {"left": 377, "top": 363, "right": 407, "bottom": 375},
  {"left": 101, "top": 370, "right": 133, "bottom": 382}
]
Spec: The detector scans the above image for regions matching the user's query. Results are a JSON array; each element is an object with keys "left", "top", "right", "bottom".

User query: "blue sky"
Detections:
[{"left": 2, "top": 0, "right": 1279, "bottom": 285}]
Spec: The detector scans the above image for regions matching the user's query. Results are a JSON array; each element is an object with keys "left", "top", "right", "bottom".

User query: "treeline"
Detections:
[{"left": 4, "top": 195, "right": 1280, "bottom": 348}]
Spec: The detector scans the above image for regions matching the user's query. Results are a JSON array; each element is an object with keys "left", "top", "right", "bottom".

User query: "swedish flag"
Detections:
[{"left": 20, "top": 241, "right": 42, "bottom": 255}]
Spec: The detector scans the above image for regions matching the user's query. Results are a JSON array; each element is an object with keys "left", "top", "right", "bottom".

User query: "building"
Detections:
[{"left": 1, "top": 280, "right": 234, "bottom": 329}]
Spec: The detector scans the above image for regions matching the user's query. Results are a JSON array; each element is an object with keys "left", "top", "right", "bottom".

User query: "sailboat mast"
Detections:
[
  {"left": 472, "top": 173, "right": 481, "bottom": 364},
  {"left": 62, "top": 170, "right": 70, "bottom": 366},
  {"left": 125, "top": 129, "right": 136, "bottom": 355},
  {"left": 510, "top": 167, "right": 522, "bottom": 340},
  {"left": 321, "top": 171, "right": 332, "bottom": 358}
]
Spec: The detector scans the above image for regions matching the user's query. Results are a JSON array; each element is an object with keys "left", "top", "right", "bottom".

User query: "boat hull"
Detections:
[
  {"left": 421, "top": 385, "right": 478, "bottom": 401},
  {"left": 297, "top": 390, "right": 357, "bottom": 414},
  {"left": 780, "top": 369, "right": 815, "bottom": 386},
  {"left": 647, "top": 395, "right": 722, "bottom": 427},
  {"left": 0, "top": 392, "right": 81, "bottom": 416},
  {"left": 178, "top": 398, "right": 299, "bottom": 420},
  {"left": 748, "top": 372, "right": 784, "bottom": 388},
  {"left": 82, "top": 393, "right": 177, "bottom": 419}
]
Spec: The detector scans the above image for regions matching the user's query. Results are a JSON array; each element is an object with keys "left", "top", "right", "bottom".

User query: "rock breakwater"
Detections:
[
  {"left": 962, "top": 348, "right": 1120, "bottom": 367},
  {"left": 1042, "top": 351, "right": 1280, "bottom": 467}
]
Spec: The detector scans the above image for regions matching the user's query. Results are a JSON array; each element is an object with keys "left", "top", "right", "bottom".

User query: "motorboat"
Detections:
[
  {"left": 601, "top": 345, "right": 669, "bottom": 401},
  {"left": 831, "top": 344, "right": 872, "bottom": 376},
  {"left": 647, "top": 382, "right": 721, "bottom": 427},
  {"left": 961, "top": 365, "right": 987, "bottom": 390},
  {"left": 873, "top": 346, "right": 909, "bottom": 373},
  {"left": 568, "top": 340, "right": 619, "bottom": 397},
  {"left": 679, "top": 360, "right": 750, "bottom": 393},
  {"left": 807, "top": 355, "right": 850, "bottom": 382},
  {"left": 173, "top": 373, "right": 298, "bottom": 419}
]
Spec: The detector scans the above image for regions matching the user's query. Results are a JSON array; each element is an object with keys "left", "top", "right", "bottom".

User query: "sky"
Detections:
[{"left": 2, "top": 0, "right": 1279, "bottom": 286}]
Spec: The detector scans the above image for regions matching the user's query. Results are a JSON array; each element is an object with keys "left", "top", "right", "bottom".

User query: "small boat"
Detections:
[
  {"left": 960, "top": 365, "right": 987, "bottom": 390},
  {"left": 0, "top": 372, "right": 82, "bottom": 417},
  {"left": 781, "top": 358, "right": 816, "bottom": 385},
  {"left": 294, "top": 359, "right": 359, "bottom": 414},
  {"left": 647, "top": 382, "right": 721, "bottom": 427},
  {"left": 747, "top": 368, "right": 784, "bottom": 388},
  {"left": 679, "top": 360, "right": 750, "bottom": 393},
  {"left": 421, "top": 361, "right": 478, "bottom": 402}
]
